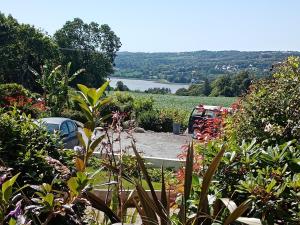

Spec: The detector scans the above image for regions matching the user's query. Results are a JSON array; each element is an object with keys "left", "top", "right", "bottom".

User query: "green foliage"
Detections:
[
  {"left": 231, "top": 56, "right": 300, "bottom": 144},
  {"left": 72, "top": 81, "right": 111, "bottom": 129},
  {"left": 137, "top": 108, "right": 188, "bottom": 132},
  {"left": 197, "top": 139, "right": 300, "bottom": 224},
  {"left": 176, "top": 79, "right": 211, "bottom": 96},
  {"left": 175, "top": 87, "right": 189, "bottom": 96},
  {"left": 54, "top": 18, "right": 121, "bottom": 88},
  {"left": 210, "top": 71, "right": 252, "bottom": 97},
  {"left": 0, "top": 83, "right": 32, "bottom": 98},
  {"left": 145, "top": 87, "right": 171, "bottom": 94},
  {"left": 125, "top": 91, "right": 236, "bottom": 110},
  {"left": 0, "top": 13, "right": 60, "bottom": 92},
  {"left": 72, "top": 82, "right": 110, "bottom": 170},
  {"left": 113, "top": 143, "right": 258, "bottom": 225},
  {"left": 0, "top": 169, "right": 23, "bottom": 224},
  {"left": 115, "top": 81, "right": 129, "bottom": 91},
  {"left": 0, "top": 110, "right": 62, "bottom": 185},
  {"left": 114, "top": 51, "right": 299, "bottom": 82},
  {"left": 29, "top": 62, "right": 85, "bottom": 116},
  {"left": 137, "top": 110, "right": 163, "bottom": 131},
  {"left": 108, "top": 92, "right": 154, "bottom": 122}
]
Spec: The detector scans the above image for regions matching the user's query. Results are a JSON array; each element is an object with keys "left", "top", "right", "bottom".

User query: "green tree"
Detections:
[
  {"left": 202, "top": 78, "right": 212, "bottom": 96},
  {"left": 210, "top": 75, "right": 233, "bottom": 97},
  {"left": 54, "top": 18, "right": 121, "bottom": 88},
  {"left": 231, "top": 71, "right": 252, "bottom": 96},
  {"left": 0, "top": 13, "right": 60, "bottom": 92},
  {"left": 115, "top": 81, "right": 129, "bottom": 91}
]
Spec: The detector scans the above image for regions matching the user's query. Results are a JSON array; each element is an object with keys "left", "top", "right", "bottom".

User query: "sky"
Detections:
[{"left": 1, "top": 0, "right": 300, "bottom": 52}]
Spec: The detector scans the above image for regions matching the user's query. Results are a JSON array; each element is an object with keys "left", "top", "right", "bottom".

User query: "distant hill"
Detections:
[{"left": 114, "top": 51, "right": 300, "bottom": 83}]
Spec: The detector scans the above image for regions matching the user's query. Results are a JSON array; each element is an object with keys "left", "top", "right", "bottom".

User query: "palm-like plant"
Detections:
[{"left": 29, "top": 62, "right": 85, "bottom": 116}]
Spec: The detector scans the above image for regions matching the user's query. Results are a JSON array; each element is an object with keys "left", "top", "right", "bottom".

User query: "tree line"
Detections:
[
  {"left": 0, "top": 13, "right": 121, "bottom": 92},
  {"left": 175, "top": 71, "right": 252, "bottom": 97},
  {"left": 114, "top": 51, "right": 300, "bottom": 83}
]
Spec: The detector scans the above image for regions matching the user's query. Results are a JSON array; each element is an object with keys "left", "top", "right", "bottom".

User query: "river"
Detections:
[{"left": 109, "top": 77, "right": 189, "bottom": 93}]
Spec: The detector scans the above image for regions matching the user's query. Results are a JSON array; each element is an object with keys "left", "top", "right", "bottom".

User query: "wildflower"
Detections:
[
  {"left": 0, "top": 174, "right": 7, "bottom": 186},
  {"left": 8, "top": 200, "right": 22, "bottom": 218},
  {"left": 74, "top": 146, "right": 84, "bottom": 154}
]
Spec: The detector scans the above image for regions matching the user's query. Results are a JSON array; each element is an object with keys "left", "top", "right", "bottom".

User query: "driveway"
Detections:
[{"left": 79, "top": 128, "right": 191, "bottom": 159}]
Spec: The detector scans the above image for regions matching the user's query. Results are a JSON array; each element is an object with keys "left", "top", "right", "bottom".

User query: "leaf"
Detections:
[
  {"left": 43, "top": 193, "right": 54, "bottom": 207},
  {"left": 83, "top": 128, "right": 93, "bottom": 139},
  {"left": 9, "top": 218, "right": 16, "bottom": 225},
  {"left": 67, "top": 177, "right": 79, "bottom": 197},
  {"left": 2, "top": 173, "right": 20, "bottom": 203},
  {"left": 179, "top": 142, "right": 194, "bottom": 224},
  {"left": 87, "top": 88, "right": 97, "bottom": 106},
  {"left": 69, "top": 68, "right": 85, "bottom": 82},
  {"left": 89, "top": 134, "right": 105, "bottom": 152},
  {"left": 77, "top": 132, "right": 86, "bottom": 150},
  {"left": 83, "top": 191, "right": 121, "bottom": 223},
  {"left": 78, "top": 103, "right": 93, "bottom": 122},
  {"left": 95, "top": 97, "right": 111, "bottom": 110},
  {"left": 219, "top": 198, "right": 237, "bottom": 213},
  {"left": 236, "top": 217, "right": 262, "bottom": 225},
  {"left": 131, "top": 142, "right": 167, "bottom": 219},
  {"left": 198, "top": 144, "right": 226, "bottom": 213},
  {"left": 161, "top": 166, "right": 169, "bottom": 225},
  {"left": 95, "top": 80, "right": 110, "bottom": 101},
  {"left": 77, "top": 84, "right": 89, "bottom": 96},
  {"left": 223, "top": 199, "right": 251, "bottom": 225},
  {"left": 135, "top": 182, "right": 159, "bottom": 225},
  {"left": 75, "top": 157, "right": 85, "bottom": 172}
]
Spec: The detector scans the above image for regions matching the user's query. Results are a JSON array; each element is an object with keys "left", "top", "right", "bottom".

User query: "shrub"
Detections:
[
  {"left": 196, "top": 139, "right": 300, "bottom": 224},
  {"left": 0, "top": 83, "right": 46, "bottom": 117},
  {"left": 231, "top": 56, "right": 300, "bottom": 144},
  {"left": 0, "top": 110, "right": 63, "bottom": 185},
  {"left": 109, "top": 92, "right": 134, "bottom": 116},
  {"left": 137, "top": 110, "right": 162, "bottom": 131},
  {"left": 145, "top": 87, "right": 171, "bottom": 94},
  {"left": 0, "top": 83, "right": 31, "bottom": 98},
  {"left": 137, "top": 108, "right": 189, "bottom": 132},
  {"left": 133, "top": 96, "right": 154, "bottom": 117},
  {"left": 175, "top": 87, "right": 189, "bottom": 96}
]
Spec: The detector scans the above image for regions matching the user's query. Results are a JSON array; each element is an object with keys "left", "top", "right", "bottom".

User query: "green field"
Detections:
[{"left": 124, "top": 92, "right": 237, "bottom": 111}]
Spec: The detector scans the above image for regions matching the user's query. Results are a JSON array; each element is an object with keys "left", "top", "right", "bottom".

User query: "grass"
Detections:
[
  {"left": 123, "top": 91, "right": 237, "bottom": 111},
  {"left": 88, "top": 168, "right": 162, "bottom": 190}
]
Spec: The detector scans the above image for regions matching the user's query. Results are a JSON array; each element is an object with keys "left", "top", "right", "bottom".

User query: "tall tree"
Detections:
[
  {"left": 54, "top": 18, "right": 121, "bottom": 87},
  {"left": 0, "top": 13, "right": 60, "bottom": 92}
]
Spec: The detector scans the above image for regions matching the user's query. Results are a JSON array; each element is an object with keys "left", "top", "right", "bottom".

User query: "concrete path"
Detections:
[
  {"left": 79, "top": 128, "right": 192, "bottom": 159},
  {"left": 116, "top": 131, "right": 191, "bottom": 159}
]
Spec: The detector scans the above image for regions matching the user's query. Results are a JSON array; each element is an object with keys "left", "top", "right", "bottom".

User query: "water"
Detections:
[{"left": 109, "top": 77, "right": 189, "bottom": 93}]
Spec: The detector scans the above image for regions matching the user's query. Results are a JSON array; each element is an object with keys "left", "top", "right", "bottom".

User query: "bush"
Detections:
[
  {"left": 0, "top": 110, "right": 64, "bottom": 185},
  {"left": 145, "top": 87, "right": 171, "bottom": 94},
  {"left": 137, "top": 110, "right": 162, "bottom": 131},
  {"left": 231, "top": 56, "right": 300, "bottom": 144},
  {"left": 197, "top": 139, "right": 300, "bottom": 224},
  {"left": 0, "top": 83, "right": 31, "bottom": 98},
  {"left": 133, "top": 96, "right": 154, "bottom": 117},
  {"left": 175, "top": 87, "right": 189, "bottom": 96},
  {"left": 109, "top": 92, "right": 134, "bottom": 116},
  {"left": 0, "top": 83, "right": 46, "bottom": 117},
  {"left": 137, "top": 108, "right": 189, "bottom": 132}
]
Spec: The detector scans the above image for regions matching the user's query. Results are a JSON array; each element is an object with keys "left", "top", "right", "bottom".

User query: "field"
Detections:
[{"left": 124, "top": 92, "right": 237, "bottom": 111}]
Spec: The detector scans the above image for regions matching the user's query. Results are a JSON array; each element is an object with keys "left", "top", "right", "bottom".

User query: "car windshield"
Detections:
[{"left": 45, "top": 123, "right": 59, "bottom": 133}]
